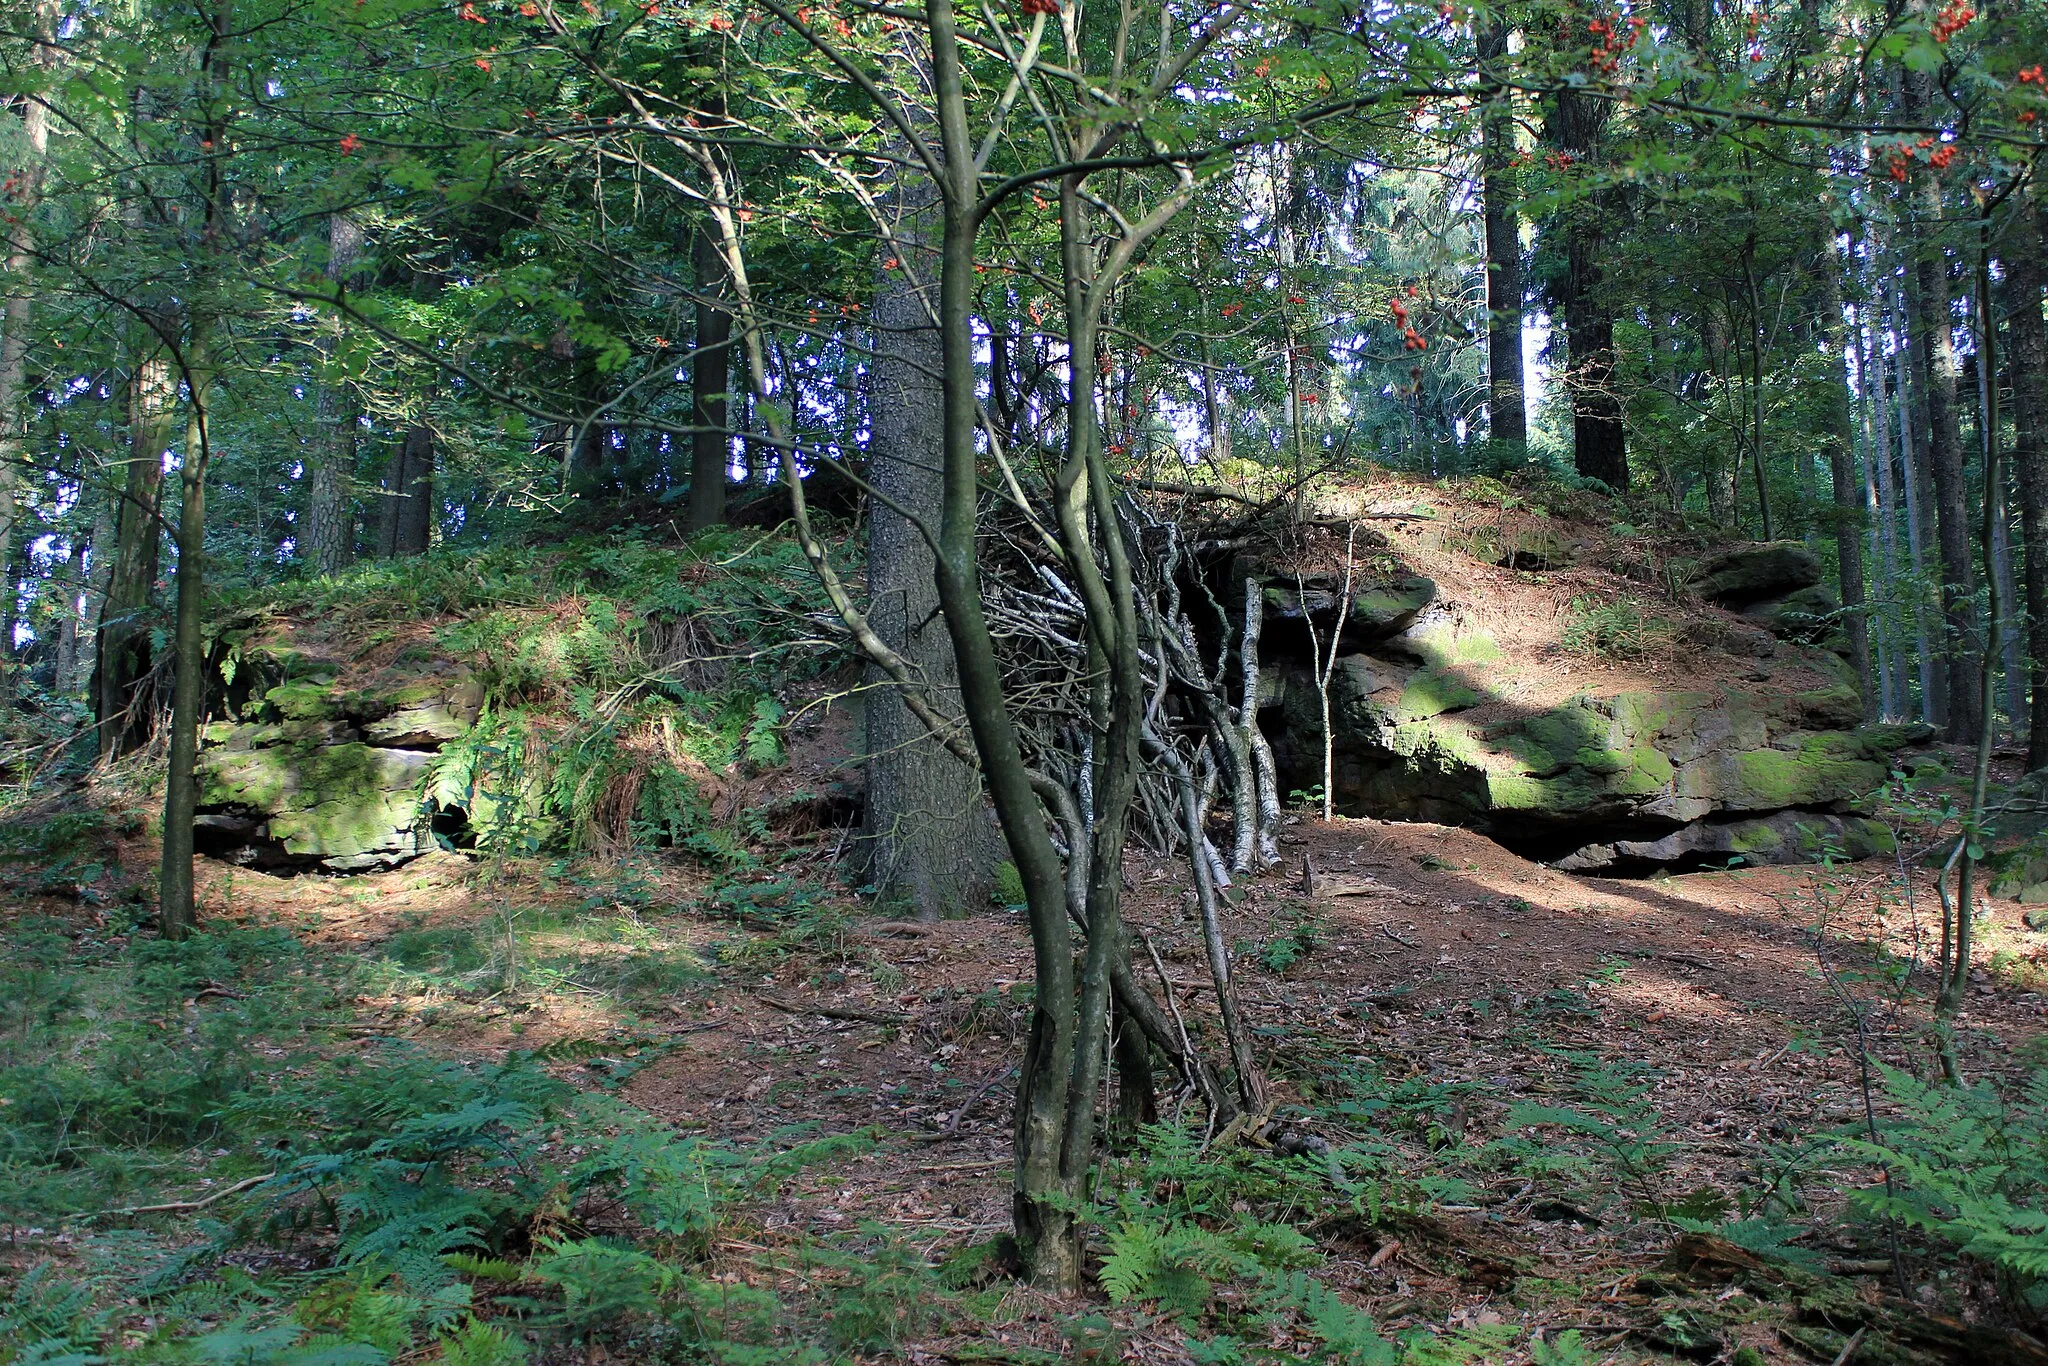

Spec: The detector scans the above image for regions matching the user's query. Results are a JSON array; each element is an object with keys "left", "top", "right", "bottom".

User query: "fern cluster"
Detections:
[
  {"left": 1844, "top": 1064, "right": 2048, "bottom": 1306},
  {"left": 1092, "top": 1123, "right": 1562, "bottom": 1364}
]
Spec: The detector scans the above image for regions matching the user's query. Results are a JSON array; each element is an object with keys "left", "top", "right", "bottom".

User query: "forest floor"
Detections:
[{"left": 29, "top": 744, "right": 2012, "bottom": 1363}]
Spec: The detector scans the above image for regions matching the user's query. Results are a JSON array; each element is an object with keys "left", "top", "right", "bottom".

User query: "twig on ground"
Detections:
[
  {"left": 758, "top": 993, "right": 911, "bottom": 1026},
  {"left": 85, "top": 1172, "right": 275, "bottom": 1220},
  {"left": 919, "top": 1157, "right": 1010, "bottom": 1172},
  {"left": 913, "top": 1064, "right": 1017, "bottom": 1144}
]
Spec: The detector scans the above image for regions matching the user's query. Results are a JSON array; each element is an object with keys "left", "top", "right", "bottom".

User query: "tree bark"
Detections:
[
  {"left": 1895, "top": 274, "right": 1947, "bottom": 725},
  {"left": 687, "top": 51, "right": 732, "bottom": 532},
  {"left": 1903, "top": 74, "right": 1979, "bottom": 741},
  {"left": 1479, "top": 18, "right": 1526, "bottom": 462},
  {"left": 1858, "top": 300, "right": 1908, "bottom": 719},
  {"left": 687, "top": 225, "right": 732, "bottom": 530},
  {"left": 1818, "top": 244, "right": 1871, "bottom": 714},
  {"left": 397, "top": 419, "right": 434, "bottom": 555},
  {"left": 2007, "top": 200, "right": 2048, "bottom": 769},
  {"left": 158, "top": 330, "right": 211, "bottom": 941},
  {"left": 51, "top": 519, "right": 87, "bottom": 694},
  {"left": 303, "top": 213, "right": 361, "bottom": 576},
  {"left": 374, "top": 415, "right": 434, "bottom": 558},
  {"left": 1550, "top": 86, "right": 1627, "bottom": 490},
  {"left": 95, "top": 328, "right": 173, "bottom": 758},
  {"left": 0, "top": 0, "right": 54, "bottom": 679},
  {"left": 859, "top": 119, "right": 997, "bottom": 922},
  {"left": 1700, "top": 309, "right": 1739, "bottom": 523}
]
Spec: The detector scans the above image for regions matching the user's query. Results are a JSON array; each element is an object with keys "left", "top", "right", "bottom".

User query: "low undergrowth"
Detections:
[{"left": 4, "top": 806, "right": 2047, "bottom": 1362}]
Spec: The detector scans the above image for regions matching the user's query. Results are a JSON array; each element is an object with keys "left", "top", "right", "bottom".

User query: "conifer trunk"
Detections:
[
  {"left": 1478, "top": 19, "right": 1525, "bottom": 461},
  {"left": 1819, "top": 247, "right": 1871, "bottom": 712},
  {"left": 1858, "top": 304, "right": 1908, "bottom": 719},
  {"left": 0, "top": 0, "right": 53, "bottom": 683},
  {"left": 1550, "top": 85, "right": 1626, "bottom": 491},
  {"left": 304, "top": 214, "right": 361, "bottom": 576},
  {"left": 2004, "top": 202, "right": 2048, "bottom": 768},
  {"left": 95, "top": 330, "right": 173, "bottom": 757},
  {"left": 1903, "top": 73, "right": 1979, "bottom": 741},
  {"left": 1894, "top": 277, "right": 1947, "bottom": 726},
  {"left": 859, "top": 91, "right": 996, "bottom": 921}
]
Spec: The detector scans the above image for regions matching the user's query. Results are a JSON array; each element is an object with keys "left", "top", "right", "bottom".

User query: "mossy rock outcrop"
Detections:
[
  {"left": 1988, "top": 823, "right": 2048, "bottom": 903},
  {"left": 199, "top": 743, "right": 436, "bottom": 870},
  {"left": 1253, "top": 564, "right": 1438, "bottom": 648},
  {"left": 1271, "top": 608, "right": 1920, "bottom": 870},
  {"left": 1692, "top": 542, "right": 1823, "bottom": 607},
  {"left": 1554, "top": 810, "right": 1895, "bottom": 874},
  {"left": 195, "top": 666, "right": 483, "bottom": 871}
]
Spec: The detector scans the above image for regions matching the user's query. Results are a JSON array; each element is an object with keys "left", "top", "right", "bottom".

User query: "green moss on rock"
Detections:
[
  {"left": 198, "top": 743, "right": 432, "bottom": 865},
  {"left": 264, "top": 680, "right": 352, "bottom": 722},
  {"left": 1394, "top": 669, "right": 1480, "bottom": 722}
]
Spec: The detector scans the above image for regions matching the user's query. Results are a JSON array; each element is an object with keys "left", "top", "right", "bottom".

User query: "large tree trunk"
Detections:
[
  {"left": 303, "top": 214, "right": 361, "bottom": 576},
  {"left": 1895, "top": 275, "right": 1947, "bottom": 726},
  {"left": 51, "top": 513, "right": 88, "bottom": 694},
  {"left": 1550, "top": 87, "right": 1627, "bottom": 491},
  {"left": 687, "top": 224, "right": 732, "bottom": 531},
  {"left": 94, "top": 328, "right": 174, "bottom": 758},
  {"left": 2007, "top": 201, "right": 2048, "bottom": 769},
  {"left": 1700, "top": 309, "right": 1739, "bottom": 524},
  {"left": 1903, "top": 74, "right": 1979, "bottom": 741},
  {"left": 374, "top": 417, "right": 434, "bottom": 558},
  {"left": 396, "top": 419, "right": 434, "bottom": 555},
  {"left": 1479, "top": 19, "right": 1526, "bottom": 461},
  {"left": 78, "top": 480, "right": 114, "bottom": 697},
  {"left": 859, "top": 158, "right": 998, "bottom": 921}
]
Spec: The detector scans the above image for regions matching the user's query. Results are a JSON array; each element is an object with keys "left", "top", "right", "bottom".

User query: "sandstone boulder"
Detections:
[
  {"left": 1693, "top": 542, "right": 1823, "bottom": 607},
  {"left": 195, "top": 666, "right": 482, "bottom": 871},
  {"left": 1271, "top": 610, "right": 1922, "bottom": 870}
]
